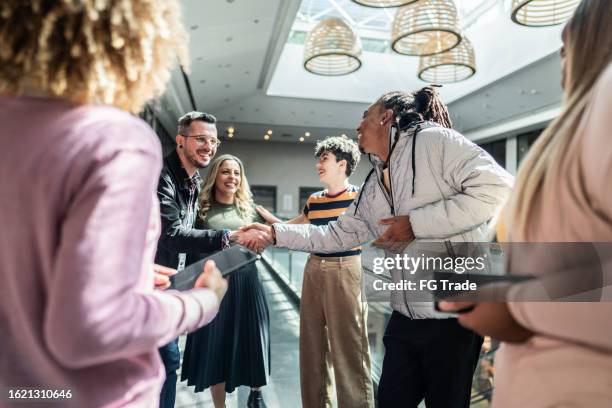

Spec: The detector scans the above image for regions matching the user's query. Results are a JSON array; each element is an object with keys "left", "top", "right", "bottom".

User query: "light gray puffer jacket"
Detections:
[{"left": 274, "top": 122, "right": 514, "bottom": 318}]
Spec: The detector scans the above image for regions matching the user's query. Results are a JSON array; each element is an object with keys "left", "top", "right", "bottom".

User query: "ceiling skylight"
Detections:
[{"left": 268, "top": 0, "right": 565, "bottom": 104}]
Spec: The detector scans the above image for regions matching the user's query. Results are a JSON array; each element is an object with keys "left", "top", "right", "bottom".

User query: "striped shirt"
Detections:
[{"left": 304, "top": 185, "right": 361, "bottom": 257}]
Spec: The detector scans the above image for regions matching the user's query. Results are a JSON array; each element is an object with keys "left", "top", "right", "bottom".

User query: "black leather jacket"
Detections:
[{"left": 154, "top": 149, "right": 224, "bottom": 269}]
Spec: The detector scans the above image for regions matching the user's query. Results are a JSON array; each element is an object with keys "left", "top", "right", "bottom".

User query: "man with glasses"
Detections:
[{"left": 155, "top": 111, "right": 229, "bottom": 408}]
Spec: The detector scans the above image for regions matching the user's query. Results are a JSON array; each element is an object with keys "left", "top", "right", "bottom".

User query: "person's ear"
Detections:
[
  {"left": 338, "top": 159, "right": 347, "bottom": 173},
  {"left": 176, "top": 134, "right": 185, "bottom": 149},
  {"left": 380, "top": 109, "right": 395, "bottom": 126}
]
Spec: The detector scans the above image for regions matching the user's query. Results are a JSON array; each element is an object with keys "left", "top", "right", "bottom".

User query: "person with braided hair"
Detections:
[{"left": 241, "top": 86, "right": 513, "bottom": 407}]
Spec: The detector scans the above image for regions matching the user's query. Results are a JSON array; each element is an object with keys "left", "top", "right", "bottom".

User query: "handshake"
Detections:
[{"left": 231, "top": 223, "right": 276, "bottom": 252}]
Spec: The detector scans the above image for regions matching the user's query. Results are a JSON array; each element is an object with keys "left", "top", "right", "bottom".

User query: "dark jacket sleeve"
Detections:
[{"left": 156, "top": 171, "right": 224, "bottom": 253}]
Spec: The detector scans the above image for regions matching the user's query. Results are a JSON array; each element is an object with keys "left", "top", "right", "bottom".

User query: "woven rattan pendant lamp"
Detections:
[
  {"left": 350, "top": 0, "right": 418, "bottom": 8},
  {"left": 391, "top": 0, "right": 462, "bottom": 56},
  {"left": 511, "top": 0, "right": 580, "bottom": 27},
  {"left": 303, "top": 18, "right": 362, "bottom": 76},
  {"left": 418, "top": 37, "right": 476, "bottom": 83}
]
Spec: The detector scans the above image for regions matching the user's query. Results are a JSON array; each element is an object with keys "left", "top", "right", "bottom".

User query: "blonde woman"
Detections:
[
  {"left": 181, "top": 155, "right": 270, "bottom": 408},
  {"left": 440, "top": 0, "right": 612, "bottom": 406},
  {"left": 0, "top": 2, "right": 227, "bottom": 408}
]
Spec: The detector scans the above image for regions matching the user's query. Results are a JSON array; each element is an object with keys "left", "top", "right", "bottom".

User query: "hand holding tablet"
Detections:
[
  {"left": 173, "top": 245, "right": 260, "bottom": 292},
  {"left": 194, "top": 260, "right": 228, "bottom": 303}
]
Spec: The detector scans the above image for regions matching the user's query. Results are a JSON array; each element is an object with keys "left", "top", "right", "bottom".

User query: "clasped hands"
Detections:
[
  {"left": 232, "top": 215, "right": 416, "bottom": 254},
  {"left": 231, "top": 223, "right": 275, "bottom": 252}
]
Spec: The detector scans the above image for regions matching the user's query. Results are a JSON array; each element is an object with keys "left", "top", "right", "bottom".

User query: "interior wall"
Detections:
[{"left": 206, "top": 140, "right": 373, "bottom": 217}]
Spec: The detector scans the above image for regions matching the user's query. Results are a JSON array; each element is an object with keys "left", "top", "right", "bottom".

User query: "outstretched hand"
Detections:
[
  {"left": 235, "top": 223, "right": 274, "bottom": 252},
  {"left": 194, "top": 260, "right": 228, "bottom": 303},
  {"left": 256, "top": 205, "right": 282, "bottom": 224},
  {"left": 373, "top": 215, "right": 415, "bottom": 253}
]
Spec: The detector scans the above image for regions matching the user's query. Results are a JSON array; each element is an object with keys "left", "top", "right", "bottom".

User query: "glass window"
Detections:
[
  {"left": 140, "top": 104, "right": 174, "bottom": 156},
  {"left": 517, "top": 129, "right": 544, "bottom": 165},
  {"left": 479, "top": 139, "right": 506, "bottom": 169},
  {"left": 251, "top": 185, "right": 277, "bottom": 213}
]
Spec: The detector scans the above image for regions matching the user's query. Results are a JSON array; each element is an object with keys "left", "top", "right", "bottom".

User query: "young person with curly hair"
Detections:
[{"left": 258, "top": 136, "right": 374, "bottom": 407}]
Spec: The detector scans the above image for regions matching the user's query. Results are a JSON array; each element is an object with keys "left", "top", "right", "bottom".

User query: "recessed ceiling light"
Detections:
[
  {"left": 227, "top": 126, "right": 235, "bottom": 133},
  {"left": 190, "top": 25, "right": 199, "bottom": 30},
  {"left": 224, "top": 84, "right": 230, "bottom": 88},
  {"left": 200, "top": 80, "right": 206, "bottom": 84},
  {"left": 254, "top": 19, "right": 259, "bottom": 24},
  {"left": 196, "top": 56, "right": 203, "bottom": 61},
  {"left": 228, "top": 134, "right": 233, "bottom": 138},
  {"left": 305, "top": 132, "right": 311, "bottom": 137},
  {"left": 267, "top": 129, "right": 273, "bottom": 135},
  {"left": 530, "top": 89, "right": 538, "bottom": 95},
  {"left": 226, "top": 36, "right": 233, "bottom": 42},
  {"left": 299, "top": 137, "right": 305, "bottom": 142},
  {"left": 264, "top": 134, "right": 270, "bottom": 141}
]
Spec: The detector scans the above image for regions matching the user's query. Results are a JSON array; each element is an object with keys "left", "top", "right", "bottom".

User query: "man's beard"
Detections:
[{"left": 187, "top": 150, "right": 210, "bottom": 169}]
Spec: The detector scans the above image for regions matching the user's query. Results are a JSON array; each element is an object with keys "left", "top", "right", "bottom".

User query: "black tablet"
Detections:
[
  {"left": 173, "top": 246, "right": 260, "bottom": 291},
  {"left": 431, "top": 271, "right": 535, "bottom": 314}
]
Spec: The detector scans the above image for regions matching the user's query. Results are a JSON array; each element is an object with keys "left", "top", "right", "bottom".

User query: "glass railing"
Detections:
[{"left": 262, "top": 247, "right": 495, "bottom": 407}]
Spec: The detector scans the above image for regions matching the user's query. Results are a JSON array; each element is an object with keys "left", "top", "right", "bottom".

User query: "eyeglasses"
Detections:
[{"left": 182, "top": 134, "right": 221, "bottom": 147}]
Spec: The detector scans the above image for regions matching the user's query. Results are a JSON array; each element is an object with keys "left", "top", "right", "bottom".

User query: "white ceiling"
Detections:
[{"left": 153, "top": 0, "right": 566, "bottom": 144}]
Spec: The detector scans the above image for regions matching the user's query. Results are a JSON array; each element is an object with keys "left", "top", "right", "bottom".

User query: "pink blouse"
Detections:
[{"left": 0, "top": 97, "right": 220, "bottom": 407}]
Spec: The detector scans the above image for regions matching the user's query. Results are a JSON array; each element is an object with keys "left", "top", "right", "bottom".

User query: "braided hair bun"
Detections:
[{"left": 412, "top": 87, "right": 453, "bottom": 128}]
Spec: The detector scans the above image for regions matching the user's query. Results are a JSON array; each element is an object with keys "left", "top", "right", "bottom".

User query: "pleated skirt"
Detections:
[{"left": 180, "top": 262, "right": 270, "bottom": 393}]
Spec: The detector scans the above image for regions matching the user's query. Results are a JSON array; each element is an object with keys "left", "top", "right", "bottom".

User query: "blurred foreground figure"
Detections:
[
  {"left": 0, "top": 2, "right": 227, "bottom": 407},
  {"left": 440, "top": 1, "right": 612, "bottom": 406}
]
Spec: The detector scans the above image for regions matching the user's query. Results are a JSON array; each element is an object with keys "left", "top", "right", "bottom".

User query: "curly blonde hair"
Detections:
[
  {"left": 0, "top": 0, "right": 188, "bottom": 113},
  {"left": 198, "top": 155, "right": 255, "bottom": 223}
]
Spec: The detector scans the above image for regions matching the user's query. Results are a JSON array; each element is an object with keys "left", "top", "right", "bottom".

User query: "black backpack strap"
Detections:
[{"left": 411, "top": 124, "right": 422, "bottom": 197}]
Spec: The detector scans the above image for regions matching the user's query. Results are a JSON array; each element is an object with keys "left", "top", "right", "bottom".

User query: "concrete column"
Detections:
[{"left": 506, "top": 136, "right": 518, "bottom": 176}]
